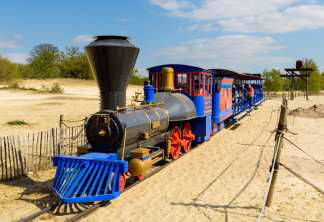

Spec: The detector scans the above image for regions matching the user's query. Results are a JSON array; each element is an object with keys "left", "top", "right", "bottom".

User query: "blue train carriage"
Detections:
[
  {"left": 211, "top": 69, "right": 264, "bottom": 119},
  {"left": 242, "top": 73, "right": 264, "bottom": 106},
  {"left": 209, "top": 69, "right": 234, "bottom": 133},
  {"left": 147, "top": 64, "right": 213, "bottom": 143}
]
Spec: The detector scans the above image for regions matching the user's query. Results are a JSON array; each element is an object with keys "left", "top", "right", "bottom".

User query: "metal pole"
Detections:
[
  {"left": 59, "top": 114, "right": 64, "bottom": 155},
  {"left": 84, "top": 117, "right": 88, "bottom": 146},
  {"left": 290, "top": 78, "right": 294, "bottom": 100},
  {"left": 306, "top": 77, "right": 309, "bottom": 100},
  {"left": 121, "top": 129, "right": 127, "bottom": 160}
]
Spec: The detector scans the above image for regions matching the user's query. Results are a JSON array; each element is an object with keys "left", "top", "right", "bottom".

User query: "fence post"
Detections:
[
  {"left": 59, "top": 114, "right": 64, "bottom": 155},
  {"left": 266, "top": 98, "right": 288, "bottom": 207}
]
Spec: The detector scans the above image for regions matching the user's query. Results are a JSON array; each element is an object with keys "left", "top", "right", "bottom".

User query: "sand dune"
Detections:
[
  {"left": 0, "top": 95, "right": 323, "bottom": 222},
  {"left": 0, "top": 79, "right": 142, "bottom": 136}
]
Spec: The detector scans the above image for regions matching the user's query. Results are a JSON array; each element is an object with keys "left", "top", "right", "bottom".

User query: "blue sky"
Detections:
[{"left": 1, "top": 0, "right": 324, "bottom": 75}]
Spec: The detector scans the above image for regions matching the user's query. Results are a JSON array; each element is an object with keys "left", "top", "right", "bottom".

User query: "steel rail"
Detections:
[{"left": 16, "top": 144, "right": 192, "bottom": 222}]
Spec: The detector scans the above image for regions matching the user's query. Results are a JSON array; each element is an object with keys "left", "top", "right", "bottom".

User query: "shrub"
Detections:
[
  {"left": 49, "top": 83, "right": 64, "bottom": 94},
  {"left": 8, "top": 82, "right": 20, "bottom": 89}
]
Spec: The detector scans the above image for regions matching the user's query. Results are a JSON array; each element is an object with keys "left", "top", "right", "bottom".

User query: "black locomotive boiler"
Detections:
[{"left": 84, "top": 36, "right": 196, "bottom": 173}]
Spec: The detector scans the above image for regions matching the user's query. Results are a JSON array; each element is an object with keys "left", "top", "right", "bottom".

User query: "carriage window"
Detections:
[
  {"left": 177, "top": 73, "right": 188, "bottom": 85},
  {"left": 193, "top": 74, "right": 205, "bottom": 96}
]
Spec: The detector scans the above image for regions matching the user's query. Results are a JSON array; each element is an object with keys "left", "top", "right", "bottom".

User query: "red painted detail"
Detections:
[
  {"left": 120, "top": 174, "right": 126, "bottom": 192},
  {"left": 222, "top": 79, "right": 234, "bottom": 84},
  {"left": 181, "top": 122, "right": 195, "bottom": 153},
  {"left": 220, "top": 90, "right": 225, "bottom": 112},
  {"left": 228, "top": 89, "right": 232, "bottom": 109},
  {"left": 137, "top": 174, "right": 145, "bottom": 181},
  {"left": 170, "top": 126, "right": 182, "bottom": 160}
]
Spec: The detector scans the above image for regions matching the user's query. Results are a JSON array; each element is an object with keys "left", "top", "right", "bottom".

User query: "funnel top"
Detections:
[
  {"left": 85, "top": 34, "right": 139, "bottom": 111},
  {"left": 86, "top": 35, "right": 136, "bottom": 48},
  {"left": 95, "top": 35, "right": 129, "bottom": 40}
]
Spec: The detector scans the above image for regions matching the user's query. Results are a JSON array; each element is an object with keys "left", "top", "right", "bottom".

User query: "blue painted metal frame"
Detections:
[
  {"left": 52, "top": 153, "right": 128, "bottom": 203},
  {"left": 191, "top": 115, "right": 212, "bottom": 143}
]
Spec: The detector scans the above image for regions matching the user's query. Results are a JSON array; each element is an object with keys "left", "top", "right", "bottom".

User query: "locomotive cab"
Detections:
[{"left": 148, "top": 64, "right": 213, "bottom": 142}]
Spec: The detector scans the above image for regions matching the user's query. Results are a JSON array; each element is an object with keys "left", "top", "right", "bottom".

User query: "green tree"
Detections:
[
  {"left": 59, "top": 46, "right": 93, "bottom": 79},
  {"left": 0, "top": 56, "right": 19, "bottom": 82},
  {"left": 262, "top": 69, "right": 284, "bottom": 91},
  {"left": 129, "top": 68, "right": 148, "bottom": 85},
  {"left": 320, "top": 72, "right": 324, "bottom": 90},
  {"left": 302, "top": 59, "right": 321, "bottom": 94},
  {"left": 28, "top": 43, "right": 60, "bottom": 78},
  {"left": 17, "top": 64, "right": 33, "bottom": 79}
]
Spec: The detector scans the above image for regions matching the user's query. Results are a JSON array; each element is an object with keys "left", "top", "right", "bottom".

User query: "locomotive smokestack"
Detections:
[{"left": 85, "top": 35, "right": 139, "bottom": 111}]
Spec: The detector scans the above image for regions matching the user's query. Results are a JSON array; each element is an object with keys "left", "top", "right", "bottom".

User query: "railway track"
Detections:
[
  {"left": 18, "top": 100, "right": 267, "bottom": 222},
  {"left": 17, "top": 147, "right": 192, "bottom": 222}
]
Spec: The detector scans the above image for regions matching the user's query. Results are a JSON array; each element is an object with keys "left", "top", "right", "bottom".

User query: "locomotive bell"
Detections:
[{"left": 85, "top": 36, "right": 140, "bottom": 111}]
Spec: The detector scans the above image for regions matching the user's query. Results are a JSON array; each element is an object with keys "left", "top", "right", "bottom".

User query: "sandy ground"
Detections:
[
  {"left": 0, "top": 79, "right": 143, "bottom": 137},
  {"left": 0, "top": 93, "right": 323, "bottom": 222}
]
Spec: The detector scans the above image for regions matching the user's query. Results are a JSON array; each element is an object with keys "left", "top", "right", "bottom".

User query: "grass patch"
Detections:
[{"left": 7, "top": 120, "right": 30, "bottom": 126}]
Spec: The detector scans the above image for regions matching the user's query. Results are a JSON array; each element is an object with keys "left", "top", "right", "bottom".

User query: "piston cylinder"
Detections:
[{"left": 128, "top": 158, "right": 153, "bottom": 177}]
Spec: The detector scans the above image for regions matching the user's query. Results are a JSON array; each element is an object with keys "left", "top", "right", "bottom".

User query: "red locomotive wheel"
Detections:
[
  {"left": 120, "top": 174, "right": 126, "bottom": 192},
  {"left": 170, "top": 126, "right": 181, "bottom": 160},
  {"left": 182, "top": 122, "right": 194, "bottom": 153}
]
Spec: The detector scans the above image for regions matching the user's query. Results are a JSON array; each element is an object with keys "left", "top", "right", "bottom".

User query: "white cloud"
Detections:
[
  {"left": 150, "top": 0, "right": 324, "bottom": 33},
  {"left": 150, "top": 0, "right": 193, "bottom": 10},
  {"left": 188, "top": 23, "right": 216, "bottom": 32},
  {"left": 0, "top": 34, "right": 27, "bottom": 63},
  {"left": 72, "top": 35, "right": 94, "bottom": 45},
  {"left": 157, "top": 35, "right": 291, "bottom": 71},
  {"left": 219, "top": 4, "right": 324, "bottom": 33},
  {"left": 2, "top": 52, "right": 28, "bottom": 64},
  {"left": 0, "top": 39, "right": 18, "bottom": 49}
]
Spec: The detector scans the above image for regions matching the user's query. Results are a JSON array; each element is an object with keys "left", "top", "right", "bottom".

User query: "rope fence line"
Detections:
[
  {"left": 62, "top": 118, "right": 86, "bottom": 123},
  {"left": 257, "top": 96, "right": 323, "bottom": 222},
  {"left": 257, "top": 97, "right": 288, "bottom": 222},
  {"left": 283, "top": 136, "right": 324, "bottom": 168},
  {"left": 257, "top": 134, "right": 283, "bottom": 222},
  {"left": 61, "top": 121, "right": 84, "bottom": 128},
  {"left": 279, "top": 163, "right": 324, "bottom": 195}
]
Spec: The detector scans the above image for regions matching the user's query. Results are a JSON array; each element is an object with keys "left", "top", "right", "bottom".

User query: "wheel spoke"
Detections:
[
  {"left": 170, "top": 126, "right": 181, "bottom": 160},
  {"left": 181, "top": 122, "right": 194, "bottom": 153}
]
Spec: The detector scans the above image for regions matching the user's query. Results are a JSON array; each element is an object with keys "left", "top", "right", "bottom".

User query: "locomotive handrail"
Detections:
[{"left": 116, "top": 102, "right": 164, "bottom": 112}]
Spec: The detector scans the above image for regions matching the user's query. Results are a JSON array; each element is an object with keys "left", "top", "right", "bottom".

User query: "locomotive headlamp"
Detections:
[{"left": 98, "top": 129, "right": 106, "bottom": 136}]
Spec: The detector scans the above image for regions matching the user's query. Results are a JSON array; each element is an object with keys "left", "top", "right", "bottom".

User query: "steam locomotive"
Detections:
[{"left": 52, "top": 36, "right": 264, "bottom": 204}]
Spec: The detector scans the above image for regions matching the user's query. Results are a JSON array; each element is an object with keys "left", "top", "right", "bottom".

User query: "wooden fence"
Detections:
[{"left": 0, "top": 124, "right": 87, "bottom": 181}]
